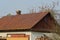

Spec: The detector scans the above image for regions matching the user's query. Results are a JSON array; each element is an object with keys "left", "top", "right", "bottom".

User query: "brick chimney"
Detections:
[{"left": 16, "top": 10, "right": 21, "bottom": 15}]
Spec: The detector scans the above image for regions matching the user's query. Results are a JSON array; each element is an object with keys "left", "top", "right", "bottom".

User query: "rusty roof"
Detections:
[{"left": 0, "top": 12, "right": 49, "bottom": 30}]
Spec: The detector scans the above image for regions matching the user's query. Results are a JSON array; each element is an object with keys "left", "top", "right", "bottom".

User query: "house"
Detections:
[{"left": 0, "top": 10, "right": 57, "bottom": 40}]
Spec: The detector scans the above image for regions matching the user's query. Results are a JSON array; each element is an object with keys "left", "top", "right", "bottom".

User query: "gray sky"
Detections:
[{"left": 0, "top": 0, "right": 60, "bottom": 17}]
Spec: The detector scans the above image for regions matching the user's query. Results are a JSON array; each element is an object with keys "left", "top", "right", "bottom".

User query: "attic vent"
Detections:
[{"left": 16, "top": 10, "right": 21, "bottom": 15}]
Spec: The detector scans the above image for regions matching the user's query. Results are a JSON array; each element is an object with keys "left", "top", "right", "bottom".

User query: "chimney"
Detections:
[{"left": 16, "top": 10, "right": 21, "bottom": 15}]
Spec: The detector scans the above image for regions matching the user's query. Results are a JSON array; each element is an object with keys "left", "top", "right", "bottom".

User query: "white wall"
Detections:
[
  {"left": 0, "top": 32, "right": 31, "bottom": 40},
  {"left": 0, "top": 33, "right": 7, "bottom": 38},
  {"left": 0, "top": 32, "right": 58, "bottom": 40},
  {"left": 31, "top": 32, "right": 56, "bottom": 40},
  {"left": 31, "top": 32, "right": 44, "bottom": 40}
]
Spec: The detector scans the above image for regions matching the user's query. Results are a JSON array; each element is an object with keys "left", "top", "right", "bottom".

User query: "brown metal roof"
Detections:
[{"left": 0, "top": 12, "right": 48, "bottom": 30}]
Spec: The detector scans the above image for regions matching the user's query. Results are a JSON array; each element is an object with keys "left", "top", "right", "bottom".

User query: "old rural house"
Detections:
[{"left": 0, "top": 10, "right": 57, "bottom": 40}]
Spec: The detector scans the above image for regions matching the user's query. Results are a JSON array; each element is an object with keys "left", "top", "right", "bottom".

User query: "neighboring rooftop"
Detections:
[
  {"left": 0, "top": 12, "right": 47, "bottom": 29},
  {"left": 0, "top": 10, "right": 57, "bottom": 32}
]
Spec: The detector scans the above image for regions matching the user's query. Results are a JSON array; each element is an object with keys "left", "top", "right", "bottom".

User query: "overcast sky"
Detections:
[{"left": 0, "top": 0, "right": 60, "bottom": 17}]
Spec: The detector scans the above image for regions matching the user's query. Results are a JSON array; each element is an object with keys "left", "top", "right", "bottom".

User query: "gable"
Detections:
[{"left": 31, "top": 13, "right": 56, "bottom": 33}]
